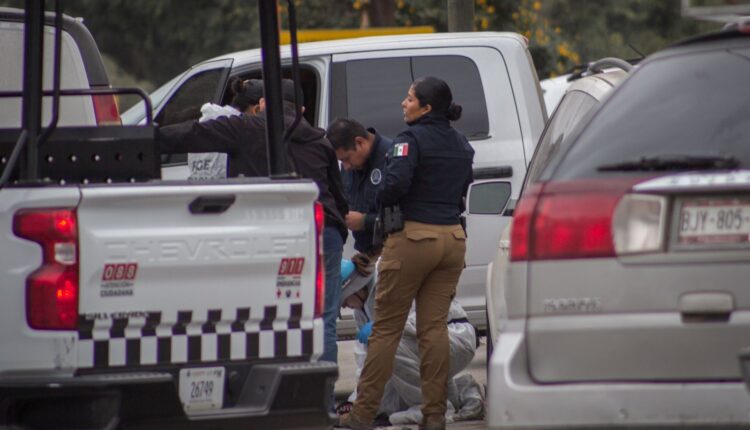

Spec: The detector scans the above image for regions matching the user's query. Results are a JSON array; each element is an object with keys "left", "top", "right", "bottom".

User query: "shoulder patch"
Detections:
[
  {"left": 392, "top": 143, "right": 409, "bottom": 158},
  {"left": 370, "top": 168, "right": 382, "bottom": 185}
]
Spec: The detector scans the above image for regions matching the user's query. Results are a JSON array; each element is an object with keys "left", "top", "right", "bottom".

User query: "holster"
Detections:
[
  {"left": 382, "top": 205, "right": 404, "bottom": 234},
  {"left": 372, "top": 215, "right": 384, "bottom": 249},
  {"left": 372, "top": 204, "right": 403, "bottom": 248}
]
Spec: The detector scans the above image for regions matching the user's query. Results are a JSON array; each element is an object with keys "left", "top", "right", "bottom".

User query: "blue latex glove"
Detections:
[
  {"left": 357, "top": 321, "right": 373, "bottom": 345},
  {"left": 340, "top": 259, "right": 355, "bottom": 285}
]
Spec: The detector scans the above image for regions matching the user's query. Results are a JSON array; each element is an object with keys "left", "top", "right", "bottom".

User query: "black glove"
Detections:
[{"left": 350, "top": 252, "right": 373, "bottom": 276}]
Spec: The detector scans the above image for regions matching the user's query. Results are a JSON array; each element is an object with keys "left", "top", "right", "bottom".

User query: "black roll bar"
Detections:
[
  {"left": 258, "top": 0, "right": 288, "bottom": 177},
  {"left": 21, "top": 0, "right": 45, "bottom": 181},
  {"left": 0, "top": 86, "right": 155, "bottom": 187},
  {"left": 0, "top": 88, "right": 155, "bottom": 125},
  {"left": 38, "top": 0, "right": 63, "bottom": 149},
  {"left": 282, "top": 0, "right": 303, "bottom": 152}
]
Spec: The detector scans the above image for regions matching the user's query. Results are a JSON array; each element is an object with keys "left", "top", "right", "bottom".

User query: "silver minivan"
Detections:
[
  {"left": 488, "top": 27, "right": 750, "bottom": 429},
  {"left": 485, "top": 60, "right": 630, "bottom": 355}
]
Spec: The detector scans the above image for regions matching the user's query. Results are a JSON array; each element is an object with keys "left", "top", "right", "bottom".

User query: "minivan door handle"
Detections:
[
  {"left": 189, "top": 195, "right": 236, "bottom": 214},
  {"left": 679, "top": 292, "right": 734, "bottom": 323}
]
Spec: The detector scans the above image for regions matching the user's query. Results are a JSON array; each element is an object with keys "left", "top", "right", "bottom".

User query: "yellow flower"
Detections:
[
  {"left": 397, "top": 0, "right": 405, "bottom": 8},
  {"left": 533, "top": 1, "right": 542, "bottom": 11},
  {"left": 487, "top": 5, "right": 495, "bottom": 14},
  {"left": 353, "top": 0, "right": 361, "bottom": 10},
  {"left": 477, "top": 0, "right": 486, "bottom": 5},
  {"left": 481, "top": 17, "right": 489, "bottom": 29}
]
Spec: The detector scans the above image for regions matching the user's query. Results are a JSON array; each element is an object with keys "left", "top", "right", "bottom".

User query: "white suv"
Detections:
[
  {"left": 122, "top": 32, "right": 548, "bottom": 337},
  {"left": 0, "top": 7, "right": 121, "bottom": 128}
]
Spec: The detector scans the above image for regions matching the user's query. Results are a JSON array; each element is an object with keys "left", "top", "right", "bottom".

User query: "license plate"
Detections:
[
  {"left": 178, "top": 366, "right": 224, "bottom": 412},
  {"left": 678, "top": 198, "right": 750, "bottom": 246}
]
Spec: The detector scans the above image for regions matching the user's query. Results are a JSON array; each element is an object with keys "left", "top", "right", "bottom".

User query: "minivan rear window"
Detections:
[{"left": 552, "top": 45, "right": 750, "bottom": 180}]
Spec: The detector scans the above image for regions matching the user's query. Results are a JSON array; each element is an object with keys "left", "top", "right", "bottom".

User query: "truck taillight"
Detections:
[
  {"left": 511, "top": 178, "right": 644, "bottom": 261},
  {"left": 13, "top": 209, "right": 79, "bottom": 330},
  {"left": 92, "top": 94, "right": 122, "bottom": 126},
  {"left": 314, "top": 202, "right": 325, "bottom": 318}
]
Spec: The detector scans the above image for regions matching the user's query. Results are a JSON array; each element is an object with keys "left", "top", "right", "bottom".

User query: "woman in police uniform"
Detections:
[{"left": 344, "top": 77, "right": 474, "bottom": 430}]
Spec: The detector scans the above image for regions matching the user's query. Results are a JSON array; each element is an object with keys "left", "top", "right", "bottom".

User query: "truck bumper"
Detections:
[
  {"left": 487, "top": 332, "right": 750, "bottom": 429},
  {"left": 0, "top": 361, "right": 337, "bottom": 430}
]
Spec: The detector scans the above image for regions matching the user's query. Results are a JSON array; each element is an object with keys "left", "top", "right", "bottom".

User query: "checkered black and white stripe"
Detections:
[{"left": 77, "top": 304, "right": 321, "bottom": 369}]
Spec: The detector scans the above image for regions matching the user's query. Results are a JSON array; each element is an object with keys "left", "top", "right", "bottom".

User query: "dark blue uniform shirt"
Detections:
[
  {"left": 380, "top": 113, "right": 474, "bottom": 225},
  {"left": 341, "top": 129, "right": 394, "bottom": 254}
]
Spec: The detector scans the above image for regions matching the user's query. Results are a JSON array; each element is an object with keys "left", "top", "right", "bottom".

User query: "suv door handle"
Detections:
[
  {"left": 679, "top": 292, "right": 734, "bottom": 323},
  {"left": 189, "top": 195, "right": 236, "bottom": 214}
]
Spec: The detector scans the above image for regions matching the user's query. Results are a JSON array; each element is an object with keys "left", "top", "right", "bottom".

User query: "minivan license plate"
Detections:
[
  {"left": 678, "top": 199, "right": 750, "bottom": 245},
  {"left": 178, "top": 367, "right": 224, "bottom": 412}
]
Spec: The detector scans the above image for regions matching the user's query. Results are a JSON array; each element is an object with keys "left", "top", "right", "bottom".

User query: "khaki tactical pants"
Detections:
[{"left": 352, "top": 221, "right": 467, "bottom": 421}]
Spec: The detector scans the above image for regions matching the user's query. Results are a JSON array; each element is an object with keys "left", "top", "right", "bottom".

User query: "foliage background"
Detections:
[{"left": 1, "top": 0, "right": 720, "bottom": 92}]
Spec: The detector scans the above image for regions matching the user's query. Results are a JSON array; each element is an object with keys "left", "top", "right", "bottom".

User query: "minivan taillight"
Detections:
[
  {"left": 13, "top": 209, "right": 79, "bottom": 330},
  {"left": 533, "top": 190, "right": 618, "bottom": 259},
  {"left": 511, "top": 178, "right": 644, "bottom": 261},
  {"left": 92, "top": 94, "right": 121, "bottom": 126},
  {"left": 314, "top": 202, "right": 325, "bottom": 318},
  {"left": 510, "top": 184, "right": 541, "bottom": 261}
]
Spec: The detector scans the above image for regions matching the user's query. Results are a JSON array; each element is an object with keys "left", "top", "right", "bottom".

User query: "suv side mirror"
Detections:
[{"left": 467, "top": 180, "right": 512, "bottom": 215}]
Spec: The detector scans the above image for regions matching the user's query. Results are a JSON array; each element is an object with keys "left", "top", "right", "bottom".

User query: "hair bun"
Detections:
[
  {"left": 447, "top": 102, "right": 462, "bottom": 121},
  {"left": 230, "top": 78, "right": 245, "bottom": 96}
]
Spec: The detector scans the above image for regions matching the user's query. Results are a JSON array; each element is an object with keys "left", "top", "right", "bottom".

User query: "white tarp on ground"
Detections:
[{"left": 345, "top": 269, "right": 484, "bottom": 424}]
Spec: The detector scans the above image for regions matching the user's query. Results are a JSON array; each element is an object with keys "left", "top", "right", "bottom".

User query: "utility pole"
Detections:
[{"left": 447, "top": 0, "right": 474, "bottom": 32}]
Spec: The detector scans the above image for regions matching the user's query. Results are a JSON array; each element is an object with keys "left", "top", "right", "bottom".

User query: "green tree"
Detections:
[
  {"left": 0, "top": 0, "right": 262, "bottom": 87},
  {"left": 537, "top": 0, "right": 719, "bottom": 76},
  {"left": 279, "top": 0, "right": 359, "bottom": 29},
  {"left": 1, "top": 0, "right": 723, "bottom": 86}
]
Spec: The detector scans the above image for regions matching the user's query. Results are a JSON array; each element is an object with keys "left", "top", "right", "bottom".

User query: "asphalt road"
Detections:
[{"left": 334, "top": 338, "right": 489, "bottom": 430}]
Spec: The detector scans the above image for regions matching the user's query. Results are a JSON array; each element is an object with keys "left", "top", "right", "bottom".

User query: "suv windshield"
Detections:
[{"left": 552, "top": 43, "right": 750, "bottom": 180}]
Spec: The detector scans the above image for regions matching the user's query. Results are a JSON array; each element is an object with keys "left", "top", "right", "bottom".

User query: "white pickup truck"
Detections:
[
  {"left": 124, "top": 31, "right": 547, "bottom": 335},
  {"left": 0, "top": 4, "right": 335, "bottom": 429}
]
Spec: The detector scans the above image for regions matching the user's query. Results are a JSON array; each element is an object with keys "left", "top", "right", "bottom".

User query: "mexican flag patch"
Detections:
[{"left": 393, "top": 143, "right": 409, "bottom": 157}]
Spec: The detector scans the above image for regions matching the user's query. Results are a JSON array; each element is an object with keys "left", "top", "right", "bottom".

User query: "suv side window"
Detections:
[
  {"left": 342, "top": 57, "right": 412, "bottom": 138},
  {"left": 156, "top": 69, "right": 223, "bottom": 126},
  {"left": 331, "top": 55, "right": 489, "bottom": 140},
  {"left": 523, "top": 90, "right": 597, "bottom": 188},
  {"left": 412, "top": 56, "right": 489, "bottom": 139}
]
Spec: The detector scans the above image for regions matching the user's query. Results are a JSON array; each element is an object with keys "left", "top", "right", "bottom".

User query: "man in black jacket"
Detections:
[
  {"left": 326, "top": 118, "right": 393, "bottom": 260},
  {"left": 158, "top": 80, "right": 348, "bottom": 365}
]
